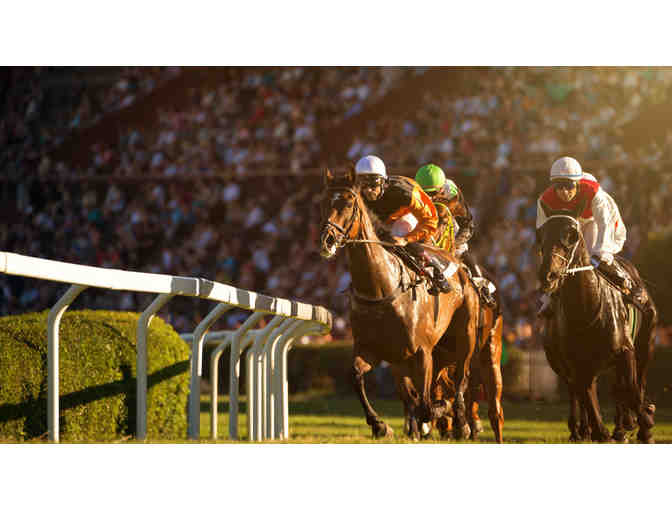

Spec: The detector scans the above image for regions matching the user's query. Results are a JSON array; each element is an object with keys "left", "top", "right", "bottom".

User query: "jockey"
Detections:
[
  {"left": 536, "top": 156, "right": 640, "bottom": 316},
  {"left": 415, "top": 163, "right": 495, "bottom": 305},
  {"left": 354, "top": 155, "right": 451, "bottom": 294}
]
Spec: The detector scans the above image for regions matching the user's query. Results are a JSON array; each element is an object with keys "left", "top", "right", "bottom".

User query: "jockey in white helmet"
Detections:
[{"left": 536, "top": 156, "right": 640, "bottom": 315}]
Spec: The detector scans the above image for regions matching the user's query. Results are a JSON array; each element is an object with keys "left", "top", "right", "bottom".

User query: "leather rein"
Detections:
[{"left": 321, "top": 186, "right": 420, "bottom": 305}]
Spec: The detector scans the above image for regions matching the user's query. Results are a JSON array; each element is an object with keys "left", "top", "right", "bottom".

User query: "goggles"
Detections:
[
  {"left": 553, "top": 180, "right": 577, "bottom": 191},
  {"left": 357, "top": 175, "right": 385, "bottom": 188}
]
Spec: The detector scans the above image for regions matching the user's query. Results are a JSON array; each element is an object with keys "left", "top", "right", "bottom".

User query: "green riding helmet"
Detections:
[{"left": 415, "top": 163, "right": 446, "bottom": 192}]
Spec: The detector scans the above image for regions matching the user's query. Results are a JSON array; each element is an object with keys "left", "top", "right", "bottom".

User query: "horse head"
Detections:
[
  {"left": 536, "top": 215, "right": 589, "bottom": 294},
  {"left": 320, "top": 166, "right": 363, "bottom": 259}
]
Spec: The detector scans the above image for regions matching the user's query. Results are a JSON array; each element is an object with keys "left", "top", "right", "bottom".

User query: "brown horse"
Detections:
[
  {"left": 397, "top": 277, "right": 505, "bottom": 443},
  {"left": 320, "top": 167, "right": 479, "bottom": 439},
  {"left": 537, "top": 214, "right": 657, "bottom": 443}
]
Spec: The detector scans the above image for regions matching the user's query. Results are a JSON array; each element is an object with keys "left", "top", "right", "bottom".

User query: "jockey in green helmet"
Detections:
[{"left": 415, "top": 163, "right": 496, "bottom": 305}]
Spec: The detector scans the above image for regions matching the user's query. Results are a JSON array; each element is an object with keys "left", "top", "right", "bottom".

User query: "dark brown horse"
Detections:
[
  {"left": 320, "top": 167, "right": 479, "bottom": 439},
  {"left": 537, "top": 214, "right": 657, "bottom": 443}
]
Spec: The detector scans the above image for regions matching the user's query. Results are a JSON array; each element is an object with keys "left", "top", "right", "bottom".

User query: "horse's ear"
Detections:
[
  {"left": 347, "top": 163, "right": 356, "bottom": 184},
  {"left": 324, "top": 167, "right": 333, "bottom": 187}
]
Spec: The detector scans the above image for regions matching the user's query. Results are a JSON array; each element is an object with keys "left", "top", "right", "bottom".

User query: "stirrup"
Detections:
[
  {"left": 479, "top": 287, "right": 495, "bottom": 306},
  {"left": 429, "top": 276, "right": 452, "bottom": 295}
]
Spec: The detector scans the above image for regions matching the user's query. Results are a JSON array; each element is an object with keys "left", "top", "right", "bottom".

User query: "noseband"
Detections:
[{"left": 321, "top": 187, "right": 361, "bottom": 250}]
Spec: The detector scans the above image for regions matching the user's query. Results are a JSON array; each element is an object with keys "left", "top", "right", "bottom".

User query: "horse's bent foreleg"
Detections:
[{"left": 353, "top": 355, "right": 392, "bottom": 439}]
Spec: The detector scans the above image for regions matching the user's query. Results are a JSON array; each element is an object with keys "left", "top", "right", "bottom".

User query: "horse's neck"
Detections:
[
  {"left": 560, "top": 242, "right": 602, "bottom": 319},
  {"left": 346, "top": 202, "right": 400, "bottom": 299}
]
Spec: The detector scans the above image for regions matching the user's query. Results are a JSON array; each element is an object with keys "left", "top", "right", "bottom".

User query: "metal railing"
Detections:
[{"left": 0, "top": 251, "right": 332, "bottom": 442}]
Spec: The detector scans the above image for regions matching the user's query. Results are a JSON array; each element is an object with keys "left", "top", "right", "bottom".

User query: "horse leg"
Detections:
[
  {"left": 410, "top": 347, "right": 440, "bottom": 430},
  {"left": 635, "top": 305, "right": 657, "bottom": 444},
  {"left": 480, "top": 319, "right": 504, "bottom": 443},
  {"left": 396, "top": 373, "right": 424, "bottom": 440},
  {"left": 465, "top": 363, "right": 483, "bottom": 441},
  {"left": 451, "top": 343, "right": 474, "bottom": 440},
  {"left": 567, "top": 385, "right": 582, "bottom": 442},
  {"left": 620, "top": 346, "right": 655, "bottom": 444},
  {"left": 430, "top": 368, "right": 454, "bottom": 440},
  {"left": 611, "top": 370, "right": 633, "bottom": 442},
  {"left": 352, "top": 354, "right": 393, "bottom": 439},
  {"left": 581, "top": 378, "right": 610, "bottom": 442}
]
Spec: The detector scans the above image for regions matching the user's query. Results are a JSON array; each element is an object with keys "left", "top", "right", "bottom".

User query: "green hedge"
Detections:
[{"left": 0, "top": 310, "right": 190, "bottom": 442}]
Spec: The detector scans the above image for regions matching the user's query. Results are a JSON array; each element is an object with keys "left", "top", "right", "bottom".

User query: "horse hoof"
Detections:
[
  {"left": 454, "top": 423, "right": 471, "bottom": 440},
  {"left": 420, "top": 422, "right": 432, "bottom": 439},
  {"left": 372, "top": 421, "right": 393, "bottom": 439},
  {"left": 612, "top": 431, "right": 628, "bottom": 443},
  {"left": 473, "top": 419, "right": 484, "bottom": 434},
  {"left": 638, "top": 433, "right": 654, "bottom": 444}
]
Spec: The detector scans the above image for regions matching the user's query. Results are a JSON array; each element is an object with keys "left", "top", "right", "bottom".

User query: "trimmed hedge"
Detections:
[{"left": 0, "top": 310, "right": 190, "bottom": 442}]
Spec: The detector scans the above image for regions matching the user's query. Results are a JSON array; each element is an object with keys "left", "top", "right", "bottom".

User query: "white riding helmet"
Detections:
[
  {"left": 355, "top": 155, "right": 387, "bottom": 178},
  {"left": 550, "top": 156, "right": 583, "bottom": 181}
]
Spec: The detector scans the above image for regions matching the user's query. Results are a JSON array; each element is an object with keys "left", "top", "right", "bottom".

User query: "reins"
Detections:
[
  {"left": 322, "top": 185, "right": 425, "bottom": 304},
  {"left": 543, "top": 215, "right": 594, "bottom": 278}
]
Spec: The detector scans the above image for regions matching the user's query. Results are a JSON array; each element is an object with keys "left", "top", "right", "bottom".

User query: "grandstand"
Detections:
[{"left": 2, "top": 66, "right": 672, "bottom": 345}]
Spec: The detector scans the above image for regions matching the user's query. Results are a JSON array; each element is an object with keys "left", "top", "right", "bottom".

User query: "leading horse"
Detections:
[
  {"left": 537, "top": 215, "right": 657, "bottom": 443},
  {"left": 319, "top": 167, "right": 479, "bottom": 439}
]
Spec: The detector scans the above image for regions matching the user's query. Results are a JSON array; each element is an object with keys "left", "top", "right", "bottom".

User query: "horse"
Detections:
[
  {"left": 398, "top": 272, "right": 505, "bottom": 443},
  {"left": 319, "top": 167, "right": 479, "bottom": 439},
  {"left": 537, "top": 214, "right": 658, "bottom": 443}
]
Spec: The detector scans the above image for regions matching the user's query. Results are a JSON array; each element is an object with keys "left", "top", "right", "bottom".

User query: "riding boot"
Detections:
[
  {"left": 426, "top": 258, "right": 452, "bottom": 295},
  {"left": 596, "top": 261, "right": 645, "bottom": 304},
  {"left": 463, "top": 252, "right": 495, "bottom": 305},
  {"left": 407, "top": 242, "right": 451, "bottom": 295}
]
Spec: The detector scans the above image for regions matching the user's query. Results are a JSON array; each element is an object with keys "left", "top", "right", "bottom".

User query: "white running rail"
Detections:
[{"left": 0, "top": 251, "right": 332, "bottom": 443}]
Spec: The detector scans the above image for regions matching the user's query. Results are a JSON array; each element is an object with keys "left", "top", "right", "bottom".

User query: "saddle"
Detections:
[{"left": 385, "top": 243, "right": 459, "bottom": 295}]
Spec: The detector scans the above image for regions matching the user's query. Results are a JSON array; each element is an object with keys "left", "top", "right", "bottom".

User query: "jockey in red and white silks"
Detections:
[
  {"left": 536, "top": 160, "right": 626, "bottom": 266},
  {"left": 536, "top": 156, "right": 633, "bottom": 315}
]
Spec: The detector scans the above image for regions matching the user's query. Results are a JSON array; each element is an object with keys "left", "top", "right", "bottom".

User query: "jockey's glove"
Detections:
[{"left": 590, "top": 256, "right": 601, "bottom": 268}]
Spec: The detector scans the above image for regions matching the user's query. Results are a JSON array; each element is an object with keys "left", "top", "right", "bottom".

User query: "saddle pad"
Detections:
[{"left": 626, "top": 303, "right": 641, "bottom": 348}]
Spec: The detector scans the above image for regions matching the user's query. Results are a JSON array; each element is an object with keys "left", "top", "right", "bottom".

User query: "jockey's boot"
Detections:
[
  {"left": 427, "top": 260, "right": 452, "bottom": 295},
  {"left": 407, "top": 242, "right": 452, "bottom": 295},
  {"left": 463, "top": 252, "right": 495, "bottom": 306},
  {"left": 596, "top": 261, "right": 645, "bottom": 303}
]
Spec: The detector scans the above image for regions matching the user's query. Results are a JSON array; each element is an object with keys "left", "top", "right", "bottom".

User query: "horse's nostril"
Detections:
[
  {"left": 547, "top": 272, "right": 557, "bottom": 282},
  {"left": 325, "top": 234, "right": 335, "bottom": 246}
]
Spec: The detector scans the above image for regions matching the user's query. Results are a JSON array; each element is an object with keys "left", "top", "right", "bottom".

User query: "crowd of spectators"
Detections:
[{"left": 2, "top": 67, "right": 672, "bottom": 346}]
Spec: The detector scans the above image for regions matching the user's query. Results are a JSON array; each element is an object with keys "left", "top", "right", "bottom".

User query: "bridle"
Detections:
[
  {"left": 320, "top": 185, "right": 420, "bottom": 304},
  {"left": 321, "top": 187, "right": 361, "bottom": 250},
  {"left": 321, "top": 186, "right": 398, "bottom": 250},
  {"left": 542, "top": 215, "right": 594, "bottom": 279}
]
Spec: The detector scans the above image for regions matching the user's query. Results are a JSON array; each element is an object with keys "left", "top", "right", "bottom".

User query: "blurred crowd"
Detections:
[{"left": 2, "top": 67, "right": 672, "bottom": 345}]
